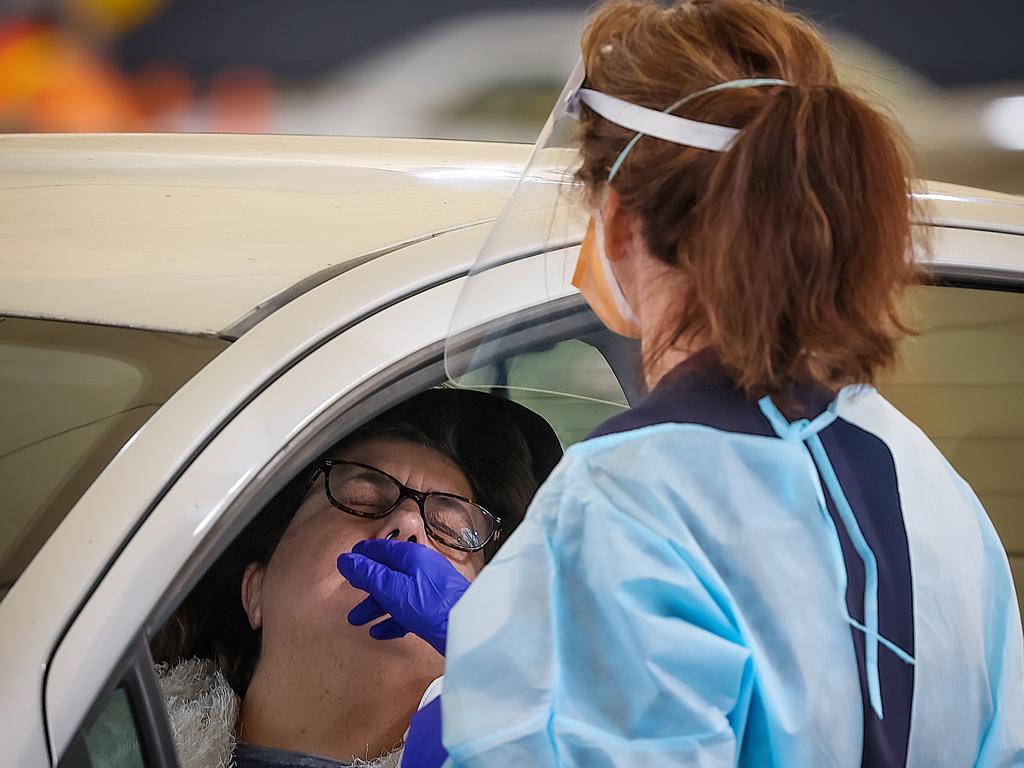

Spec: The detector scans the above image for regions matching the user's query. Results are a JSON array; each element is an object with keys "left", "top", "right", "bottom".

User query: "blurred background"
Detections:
[{"left": 1, "top": 0, "right": 1022, "bottom": 193}]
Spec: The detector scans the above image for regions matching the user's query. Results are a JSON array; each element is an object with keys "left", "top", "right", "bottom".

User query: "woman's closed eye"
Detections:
[{"left": 334, "top": 475, "right": 396, "bottom": 511}]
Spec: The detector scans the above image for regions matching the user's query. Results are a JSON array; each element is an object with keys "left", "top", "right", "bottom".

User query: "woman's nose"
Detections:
[{"left": 372, "top": 499, "right": 427, "bottom": 545}]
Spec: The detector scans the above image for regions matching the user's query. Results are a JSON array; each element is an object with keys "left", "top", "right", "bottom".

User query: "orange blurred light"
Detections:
[
  {"left": 209, "top": 68, "right": 274, "bottom": 134},
  {"left": 0, "top": 20, "right": 143, "bottom": 132}
]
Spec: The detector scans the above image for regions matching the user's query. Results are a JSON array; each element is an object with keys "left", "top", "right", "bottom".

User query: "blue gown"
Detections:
[{"left": 440, "top": 351, "right": 1024, "bottom": 766}]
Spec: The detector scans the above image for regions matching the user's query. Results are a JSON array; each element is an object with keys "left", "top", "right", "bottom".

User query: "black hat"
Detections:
[
  {"left": 355, "top": 387, "right": 563, "bottom": 552},
  {"left": 408, "top": 387, "right": 563, "bottom": 486}
]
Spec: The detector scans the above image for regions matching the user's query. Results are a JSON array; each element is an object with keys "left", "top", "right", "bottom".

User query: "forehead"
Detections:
[{"left": 332, "top": 437, "right": 471, "bottom": 494}]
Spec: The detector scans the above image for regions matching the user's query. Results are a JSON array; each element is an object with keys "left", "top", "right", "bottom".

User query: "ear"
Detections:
[
  {"left": 600, "top": 187, "right": 641, "bottom": 263},
  {"left": 241, "top": 561, "right": 266, "bottom": 630}
]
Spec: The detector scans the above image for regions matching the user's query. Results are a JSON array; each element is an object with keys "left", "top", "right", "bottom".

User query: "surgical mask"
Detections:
[{"left": 572, "top": 203, "right": 642, "bottom": 339}]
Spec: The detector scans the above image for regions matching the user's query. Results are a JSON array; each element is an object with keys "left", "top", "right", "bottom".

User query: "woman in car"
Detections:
[{"left": 152, "top": 387, "right": 561, "bottom": 768}]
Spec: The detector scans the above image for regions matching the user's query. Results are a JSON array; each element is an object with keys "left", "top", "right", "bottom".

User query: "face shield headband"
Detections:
[{"left": 567, "top": 76, "right": 789, "bottom": 180}]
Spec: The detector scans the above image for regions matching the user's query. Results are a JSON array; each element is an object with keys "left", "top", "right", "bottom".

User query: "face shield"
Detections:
[
  {"left": 441, "top": 60, "right": 639, "bottom": 434},
  {"left": 443, "top": 60, "right": 587, "bottom": 372},
  {"left": 442, "top": 59, "right": 789, "bottom": 441}
]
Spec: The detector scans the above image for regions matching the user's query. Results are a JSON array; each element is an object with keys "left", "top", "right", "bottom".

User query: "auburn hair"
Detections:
[{"left": 577, "top": 0, "right": 919, "bottom": 402}]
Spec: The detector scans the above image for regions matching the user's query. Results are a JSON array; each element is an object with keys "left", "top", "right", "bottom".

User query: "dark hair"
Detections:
[
  {"left": 577, "top": 0, "right": 919, "bottom": 402},
  {"left": 152, "top": 388, "right": 559, "bottom": 696}
]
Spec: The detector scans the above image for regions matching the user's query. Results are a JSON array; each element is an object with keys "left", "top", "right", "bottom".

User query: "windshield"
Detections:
[{"left": 0, "top": 317, "right": 227, "bottom": 601}]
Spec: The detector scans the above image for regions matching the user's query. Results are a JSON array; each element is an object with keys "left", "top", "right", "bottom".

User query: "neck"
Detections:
[
  {"left": 239, "top": 644, "right": 437, "bottom": 764},
  {"left": 641, "top": 341, "right": 694, "bottom": 391},
  {"left": 634, "top": 259, "right": 701, "bottom": 391}
]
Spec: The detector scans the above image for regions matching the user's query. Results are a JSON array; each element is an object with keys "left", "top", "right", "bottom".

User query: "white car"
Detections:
[{"left": 1, "top": 134, "right": 1022, "bottom": 767}]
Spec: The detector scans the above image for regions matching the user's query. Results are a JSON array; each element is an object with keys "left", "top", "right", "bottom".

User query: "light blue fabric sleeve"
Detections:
[
  {"left": 969, "top": 477, "right": 1024, "bottom": 767},
  {"left": 441, "top": 447, "right": 754, "bottom": 767}
]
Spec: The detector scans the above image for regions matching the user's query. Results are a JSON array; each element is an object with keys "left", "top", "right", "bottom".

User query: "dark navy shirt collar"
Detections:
[{"left": 590, "top": 348, "right": 836, "bottom": 441}]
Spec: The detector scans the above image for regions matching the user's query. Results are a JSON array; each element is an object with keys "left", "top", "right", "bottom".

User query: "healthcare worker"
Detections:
[{"left": 343, "top": 0, "right": 1024, "bottom": 765}]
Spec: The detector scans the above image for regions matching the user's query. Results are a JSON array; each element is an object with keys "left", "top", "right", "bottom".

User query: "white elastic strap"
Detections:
[
  {"left": 578, "top": 88, "right": 739, "bottom": 152},
  {"left": 758, "top": 395, "right": 916, "bottom": 721},
  {"left": 593, "top": 209, "right": 640, "bottom": 325}
]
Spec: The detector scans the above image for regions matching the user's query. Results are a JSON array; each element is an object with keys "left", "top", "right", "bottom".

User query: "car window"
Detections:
[
  {"left": 456, "top": 335, "right": 634, "bottom": 447},
  {"left": 59, "top": 641, "right": 178, "bottom": 768},
  {"left": 878, "top": 284, "right": 1024, "bottom": 619},
  {"left": 83, "top": 687, "right": 147, "bottom": 768},
  {"left": 0, "top": 317, "right": 227, "bottom": 602}
]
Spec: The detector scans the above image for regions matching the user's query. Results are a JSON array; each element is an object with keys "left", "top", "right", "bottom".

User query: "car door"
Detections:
[
  {"left": 47, "top": 283, "right": 465, "bottom": 766},
  {"left": 39, "top": 228, "right": 466, "bottom": 765}
]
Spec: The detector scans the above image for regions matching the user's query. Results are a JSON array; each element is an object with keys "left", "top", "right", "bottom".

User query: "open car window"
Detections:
[
  {"left": 456, "top": 332, "right": 640, "bottom": 447},
  {"left": 140, "top": 308, "right": 633, "bottom": 765}
]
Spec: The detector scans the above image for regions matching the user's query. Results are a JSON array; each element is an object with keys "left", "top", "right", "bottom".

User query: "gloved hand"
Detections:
[
  {"left": 401, "top": 696, "right": 448, "bottom": 768},
  {"left": 337, "top": 539, "right": 470, "bottom": 656}
]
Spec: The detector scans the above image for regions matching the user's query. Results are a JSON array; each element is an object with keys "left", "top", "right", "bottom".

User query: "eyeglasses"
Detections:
[{"left": 316, "top": 459, "right": 501, "bottom": 553}]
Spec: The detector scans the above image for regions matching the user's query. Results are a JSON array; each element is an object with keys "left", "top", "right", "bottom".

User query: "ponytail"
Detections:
[
  {"left": 680, "top": 84, "right": 917, "bottom": 398},
  {"left": 578, "top": 0, "right": 919, "bottom": 402}
]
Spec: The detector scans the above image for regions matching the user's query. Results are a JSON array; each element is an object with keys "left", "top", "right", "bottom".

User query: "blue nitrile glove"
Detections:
[
  {"left": 336, "top": 539, "right": 470, "bottom": 656},
  {"left": 401, "top": 696, "right": 448, "bottom": 768}
]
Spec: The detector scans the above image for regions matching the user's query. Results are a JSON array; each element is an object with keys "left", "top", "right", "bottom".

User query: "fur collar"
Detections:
[
  {"left": 157, "top": 658, "right": 239, "bottom": 768},
  {"left": 158, "top": 659, "right": 402, "bottom": 768}
]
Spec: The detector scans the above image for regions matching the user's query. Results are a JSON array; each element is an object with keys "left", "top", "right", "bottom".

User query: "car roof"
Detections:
[
  {"left": 2, "top": 133, "right": 1022, "bottom": 337},
  {"left": 0, "top": 133, "right": 529, "bottom": 336}
]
